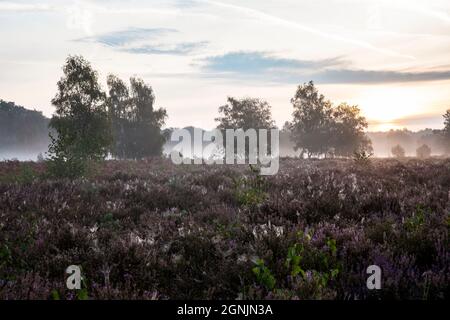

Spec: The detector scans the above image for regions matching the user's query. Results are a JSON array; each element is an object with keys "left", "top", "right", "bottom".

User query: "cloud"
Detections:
[
  {"left": 197, "top": 0, "right": 416, "bottom": 60},
  {"left": 77, "top": 27, "right": 176, "bottom": 47},
  {"left": 201, "top": 51, "right": 450, "bottom": 84},
  {"left": 202, "top": 51, "right": 343, "bottom": 74},
  {"left": 314, "top": 69, "right": 450, "bottom": 84},
  {"left": 77, "top": 27, "right": 207, "bottom": 55},
  {"left": 123, "top": 41, "right": 208, "bottom": 55}
]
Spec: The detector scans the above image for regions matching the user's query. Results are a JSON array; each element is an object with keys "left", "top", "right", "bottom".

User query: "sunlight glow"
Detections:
[{"left": 353, "top": 86, "right": 430, "bottom": 130}]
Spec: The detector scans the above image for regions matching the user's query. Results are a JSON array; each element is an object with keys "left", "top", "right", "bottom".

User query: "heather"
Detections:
[{"left": 0, "top": 158, "right": 448, "bottom": 299}]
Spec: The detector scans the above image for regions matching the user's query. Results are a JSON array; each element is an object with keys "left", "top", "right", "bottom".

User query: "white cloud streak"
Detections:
[{"left": 199, "top": 0, "right": 416, "bottom": 60}]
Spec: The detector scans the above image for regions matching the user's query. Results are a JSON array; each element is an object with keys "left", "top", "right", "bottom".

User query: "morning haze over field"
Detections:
[
  {"left": 1, "top": 0, "right": 450, "bottom": 131},
  {"left": 1, "top": 1, "right": 450, "bottom": 303}
]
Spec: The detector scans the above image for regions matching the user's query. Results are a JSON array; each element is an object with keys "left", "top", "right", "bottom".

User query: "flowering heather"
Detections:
[{"left": 0, "top": 158, "right": 448, "bottom": 300}]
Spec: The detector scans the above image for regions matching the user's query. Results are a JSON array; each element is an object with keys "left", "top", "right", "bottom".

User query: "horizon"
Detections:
[{"left": 1, "top": 0, "right": 450, "bottom": 131}]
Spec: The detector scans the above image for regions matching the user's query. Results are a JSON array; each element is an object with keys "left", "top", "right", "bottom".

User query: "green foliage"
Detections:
[
  {"left": 50, "top": 289, "right": 60, "bottom": 300},
  {"left": 47, "top": 55, "right": 111, "bottom": 178},
  {"left": 216, "top": 97, "right": 275, "bottom": 131},
  {"left": 233, "top": 166, "right": 267, "bottom": 207},
  {"left": 353, "top": 149, "right": 373, "bottom": 166},
  {"left": 215, "top": 97, "right": 275, "bottom": 159},
  {"left": 285, "top": 243, "right": 305, "bottom": 277},
  {"left": 0, "top": 163, "right": 39, "bottom": 184},
  {"left": 252, "top": 259, "right": 276, "bottom": 290},
  {"left": 405, "top": 205, "right": 427, "bottom": 233},
  {"left": 107, "top": 75, "right": 167, "bottom": 159}
]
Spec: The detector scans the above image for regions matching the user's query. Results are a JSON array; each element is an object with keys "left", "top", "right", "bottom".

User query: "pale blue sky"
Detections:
[{"left": 1, "top": 0, "right": 450, "bottom": 130}]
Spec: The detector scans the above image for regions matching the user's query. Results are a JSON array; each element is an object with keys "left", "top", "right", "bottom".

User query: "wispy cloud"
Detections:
[
  {"left": 197, "top": 0, "right": 416, "bottom": 60},
  {"left": 202, "top": 51, "right": 344, "bottom": 74},
  {"left": 77, "top": 27, "right": 176, "bottom": 47},
  {"left": 315, "top": 69, "right": 450, "bottom": 84},
  {"left": 201, "top": 51, "right": 450, "bottom": 84},
  {"left": 123, "top": 41, "right": 209, "bottom": 55},
  {"left": 76, "top": 27, "right": 207, "bottom": 55}
]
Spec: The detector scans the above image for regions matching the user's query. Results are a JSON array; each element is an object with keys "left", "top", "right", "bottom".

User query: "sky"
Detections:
[{"left": 1, "top": 0, "right": 450, "bottom": 131}]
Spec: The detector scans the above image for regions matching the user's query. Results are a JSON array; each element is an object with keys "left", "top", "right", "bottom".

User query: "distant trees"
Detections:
[
  {"left": 391, "top": 144, "right": 405, "bottom": 158},
  {"left": 0, "top": 100, "right": 49, "bottom": 152},
  {"left": 416, "top": 144, "right": 431, "bottom": 158},
  {"left": 288, "top": 81, "right": 372, "bottom": 158},
  {"left": 48, "top": 56, "right": 111, "bottom": 177},
  {"left": 107, "top": 76, "right": 167, "bottom": 159}
]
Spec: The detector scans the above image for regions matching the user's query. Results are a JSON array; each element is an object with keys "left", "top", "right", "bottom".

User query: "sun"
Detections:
[{"left": 353, "top": 86, "right": 428, "bottom": 130}]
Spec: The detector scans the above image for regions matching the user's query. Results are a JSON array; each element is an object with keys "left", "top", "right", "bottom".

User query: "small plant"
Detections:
[
  {"left": 285, "top": 243, "right": 305, "bottom": 277},
  {"left": 252, "top": 259, "right": 276, "bottom": 290},
  {"left": 233, "top": 165, "right": 267, "bottom": 207},
  {"left": 353, "top": 149, "right": 373, "bottom": 165},
  {"left": 404, "top": 205, "right": 427, "bottom": 233}
]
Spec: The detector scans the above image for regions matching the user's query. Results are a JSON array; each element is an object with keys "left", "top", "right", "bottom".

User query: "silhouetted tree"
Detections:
[
  {"left": 48, "top": 55, "right": 111, "bottom": 177},
  {"left": 289, "top": 81, "right": 333, "bottom": 158},
  {"left": 416, "top": 144, "right": 431, "bottom": 158},
  {"left": 289, "top": 81, "right": 371, "bottom": 158},
  {"left": 330, "top": 103, "right": 372, "bottom": 157},
  {"left": 391, "top": 144, "right": 405, "bottom": 158}
]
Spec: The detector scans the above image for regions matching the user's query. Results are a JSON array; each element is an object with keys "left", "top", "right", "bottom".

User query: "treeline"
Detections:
[
  {"left": 48, "top": 56, "right": 375, "bottom": 176},
  {"left": 367, "top": 128, "right": 449, "bottom": 157},
  {"left": 0, "top": 100, "right": 50, "bottom": 156},
  {"left": 2, "top": 55, "right": 450, "bottom": 169}
]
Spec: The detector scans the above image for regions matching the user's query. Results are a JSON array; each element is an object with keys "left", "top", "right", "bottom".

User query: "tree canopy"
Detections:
[
  {"left": 107, "top": 76, "right": 167, "bottom": 159},
  {"left": 289, "top": 81, "right": 372, "bottom": 158},
  {"left": 215, "top": 97, "right": 275, "bottom": 130},
  {"left": 48, "top": 55, "right": 111, "bottom": 176}
]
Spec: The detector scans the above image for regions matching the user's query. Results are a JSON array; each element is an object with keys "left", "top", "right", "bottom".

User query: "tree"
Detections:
[
  {"left": 443, "top": 109, "right": 450, "bottom": 154},
  {"left": 106, "top": 76, "right": 167, "bottom": 159},
  {"left": 416, "top": 144, "right": 431, "bottom": 159},
  {"left": 215, "top": 97, "right": 275, "bottom": 130},
  {"left": 48, "top": 55, "right": 111, "bottom": 177},
  {"left": 107, "top": 75, "right": 130, "bottom": 159},
  {"left": 391, "top": 144, "right": 405, "bottom": 158},
  {"left": 289, "top": 81, "right": 333, "bottom": 158},
  {"left": 215, "top": 97, "right": 275, "bottom": 157},
  {"left": 330, "top": 103, "right": 372, "bottom": 157},
  {"left": 289, "top": 81, "right": 371, "bottom": 158}
]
